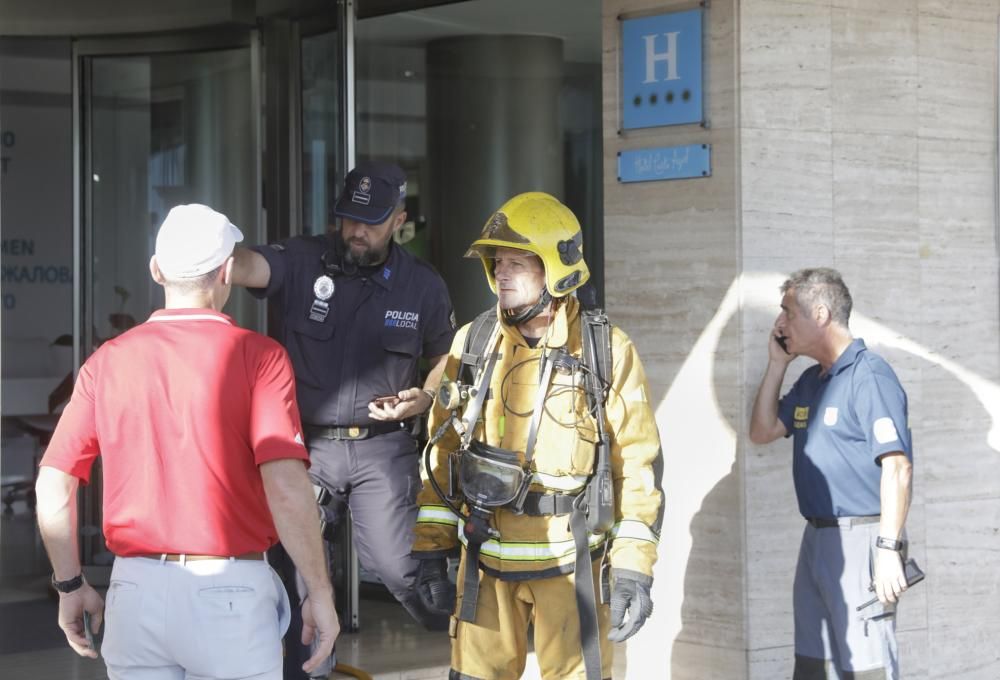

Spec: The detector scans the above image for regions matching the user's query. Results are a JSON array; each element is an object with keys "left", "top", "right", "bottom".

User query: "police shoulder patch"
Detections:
[{"left": 793, "top": 406, "right": 809, "bottom": 429}]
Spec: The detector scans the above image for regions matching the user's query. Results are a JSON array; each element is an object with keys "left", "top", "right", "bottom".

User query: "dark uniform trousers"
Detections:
[
  {"left": 279, "top": 429, "right": 427, "bottom": 679},
  {"left": 308, "top": 429, "right": 422, "bottom": 603}
]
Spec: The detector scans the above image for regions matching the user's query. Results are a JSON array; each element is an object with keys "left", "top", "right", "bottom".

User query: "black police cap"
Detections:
[{"left": 333, "top": 162, "right": 407, "bottom": 225}]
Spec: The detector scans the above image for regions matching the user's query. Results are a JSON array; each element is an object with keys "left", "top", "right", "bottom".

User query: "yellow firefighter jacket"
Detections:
[{"left": 413, "top": 296, "right": 663, "bottom": 580}]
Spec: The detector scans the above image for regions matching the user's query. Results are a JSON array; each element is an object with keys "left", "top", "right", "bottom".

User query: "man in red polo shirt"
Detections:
[{"left": 35, "top": 203, "right": 338, "bottom": 680}]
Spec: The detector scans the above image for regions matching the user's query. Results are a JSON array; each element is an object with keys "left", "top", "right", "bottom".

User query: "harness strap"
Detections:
[
  {"left": 459, "top": 328, "right": 502, "bottom": 449},
  {"left": 459, "top": 539, "right": 483, "bottom": 622},
  {"left": 581, "top": 310, "right": 611, "bottom": 411},
  {"left": 521, "top": 491, "right": 577, "bottom": 516},
  {"left": 570, "top": 495, "right": 603, "bottom": 680},
  {"left": 523, "top": 348, "right": 557, "bottom": 468},
  {"left": 460, "top": 310, "right": 497, "bottom": 387}
]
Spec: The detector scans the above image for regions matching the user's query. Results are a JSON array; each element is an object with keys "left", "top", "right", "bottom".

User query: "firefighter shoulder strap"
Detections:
[{"left": 461, "top": 308, "right": 611, "bottom": 409}]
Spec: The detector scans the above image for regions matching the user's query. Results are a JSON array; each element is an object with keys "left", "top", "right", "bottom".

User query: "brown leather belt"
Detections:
[{"left": 140, "top": 552, "right": 265, "bottom": 562}]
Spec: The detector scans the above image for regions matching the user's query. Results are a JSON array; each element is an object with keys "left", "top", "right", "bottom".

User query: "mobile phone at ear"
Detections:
[{"left": 775, "top": 335, "right": 790, "bottom": 354}]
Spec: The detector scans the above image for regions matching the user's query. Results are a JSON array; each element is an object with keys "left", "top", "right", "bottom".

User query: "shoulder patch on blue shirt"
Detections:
[{"left": 873, "top": 417, "right": 899, "bottom": 444}]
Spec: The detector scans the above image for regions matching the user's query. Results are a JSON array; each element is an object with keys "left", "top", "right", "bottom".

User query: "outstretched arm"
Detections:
[{"left": 231, "top": 247, "right": 272, "bottom": 289}]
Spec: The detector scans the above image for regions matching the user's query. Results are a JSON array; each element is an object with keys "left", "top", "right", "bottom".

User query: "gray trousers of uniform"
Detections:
[
  {"left": 307, "top": 429, "right": 425, "bottom": 614},
  {"left": 793, "top": 520, "right": 899, "bottom": 680}
]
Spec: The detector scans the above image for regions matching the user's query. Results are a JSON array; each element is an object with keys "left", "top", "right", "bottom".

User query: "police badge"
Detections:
[
  {"left": 309, "top": 274, "right": 335, "bottom": 323},
  {"left": 313, "top": 275, "right": 335, "bottom": 301}
]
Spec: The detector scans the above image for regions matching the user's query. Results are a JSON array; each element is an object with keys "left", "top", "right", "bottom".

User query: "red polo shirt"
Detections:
[{"left": 41, "top": 309, "right": 309, "bottom": 557}]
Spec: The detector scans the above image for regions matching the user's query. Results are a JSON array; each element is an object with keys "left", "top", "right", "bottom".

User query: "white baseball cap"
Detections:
[{"left": 155, "top": 204, "right": 244, "bottom": 279}]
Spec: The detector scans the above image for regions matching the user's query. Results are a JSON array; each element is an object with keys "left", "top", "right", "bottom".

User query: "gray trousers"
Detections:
[
  {"left": 793, "top": 521, "right": 899, "bottom": 680},
  {"left": 307, "top": 430, "right": 423, "bottom": 602},
  {"left": 103, "top": 556, "right": 290, "bottom": 680}
]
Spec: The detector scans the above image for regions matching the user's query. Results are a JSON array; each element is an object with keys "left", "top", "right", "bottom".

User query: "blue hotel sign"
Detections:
[
  {"left": 618, "top": 144, "right": 711, "bottom": 183},
  {"left": 621, "top": 8, "right": 704, "bottom": 130}
]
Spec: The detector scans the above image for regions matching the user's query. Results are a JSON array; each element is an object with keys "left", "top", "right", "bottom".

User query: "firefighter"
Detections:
[{"left": 412, "top": 192, "right": 664, "bottom": 680}]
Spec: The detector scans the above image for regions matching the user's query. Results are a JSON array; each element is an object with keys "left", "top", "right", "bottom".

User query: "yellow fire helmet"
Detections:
[{"left": 465, "top": 192, "right": 591, "bottom": 298}]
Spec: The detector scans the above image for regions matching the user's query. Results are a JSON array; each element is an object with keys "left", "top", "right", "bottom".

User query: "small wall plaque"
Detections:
[{"left": 617, "top": 144, "right": 711, "bottom": 183}]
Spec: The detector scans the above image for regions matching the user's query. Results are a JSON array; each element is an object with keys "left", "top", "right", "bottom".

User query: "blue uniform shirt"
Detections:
[
  {"left": 778, "top": 339, "right": 912, "bottom": 519},
  {"left": 249, "top": 235, "right": 456, "bottom": 426}
]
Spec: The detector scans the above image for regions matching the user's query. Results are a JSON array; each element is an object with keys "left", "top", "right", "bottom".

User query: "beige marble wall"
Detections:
[
  {"left": 741, "top": 0, "right": 1000, "bottom": 679},
  {"left": 603, "top": 0, "right": 1000, "bottom": 678},
  {"left": 603, "top": 1, "right": 745, "bottom": 678}
]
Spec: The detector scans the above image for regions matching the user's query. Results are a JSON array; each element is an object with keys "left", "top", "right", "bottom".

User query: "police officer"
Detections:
[
  {"left": 231, "top": 162, "right": 457, "bottom": 674},
  {"left": 413, "top": 192, "right": 664, "bottom": 680}
]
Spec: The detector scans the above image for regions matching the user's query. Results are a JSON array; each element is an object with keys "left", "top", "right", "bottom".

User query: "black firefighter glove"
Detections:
[
  {"left": 416, "top": 557, "right": 456, "bottom": 615},
  {"left": 607, "top": 569, "right": 654, "bottom": 643}
]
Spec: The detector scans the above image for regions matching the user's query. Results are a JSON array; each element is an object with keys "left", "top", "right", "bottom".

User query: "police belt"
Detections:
[
  {"left": 305, "top": 421, "right": 408, "bottom": 441},
  {"left": 521, "top": 491, "right": 578, "bottom": 516}
]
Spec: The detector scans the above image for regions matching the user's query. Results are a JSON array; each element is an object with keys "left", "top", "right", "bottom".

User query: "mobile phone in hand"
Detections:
[
  {"left": 372, "top": 395, "right": 400, "bottom": 408},
  {"left": 856, "top": 558, "right": 925, "bottom": 611},
  {"left": 83, "top": 610, "right": 96, "bottom": 651},
  {"left": 775, "top": 335, "right": 790, "bottom": 354}
]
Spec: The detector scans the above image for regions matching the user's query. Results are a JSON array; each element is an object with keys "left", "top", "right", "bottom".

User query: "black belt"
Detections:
[
  {"left": 521, "top": 491, "right": 578, "bottom": 516},
  {"left": 304, "top": 421, "right": 406, "bottom": 441},
  {"left": 806, "top": 515, "right": 879, "bottom": 529}
]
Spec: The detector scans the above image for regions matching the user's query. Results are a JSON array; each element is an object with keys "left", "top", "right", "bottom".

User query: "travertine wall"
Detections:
[
  {"left": 604, "top": 0, "right": 1000, "bottom": 678},
  {"left": 603, "top": 0, "right": 745, "bottom": 678},
  {"left": 740, "top": 1, "right": 1000, "bottom": 678}
]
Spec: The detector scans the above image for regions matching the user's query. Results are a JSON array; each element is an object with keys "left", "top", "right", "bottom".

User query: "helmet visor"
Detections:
[{"left": 464, "top": 210, "right": 532, "bottom": 259}]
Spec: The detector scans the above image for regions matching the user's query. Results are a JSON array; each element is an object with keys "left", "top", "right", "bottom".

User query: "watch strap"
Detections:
[
  {"left": 51, "top": 573, "right": 84, "bottom": 593},
  {"left": 875, "top": 536, "right": 904, "bottom": 551}
]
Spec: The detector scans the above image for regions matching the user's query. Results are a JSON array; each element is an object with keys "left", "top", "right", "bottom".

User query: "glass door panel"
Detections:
[
  {"left": 80, "top": 44, "right": 258, "bottom": 567},
  {"left": 86, "top": 47, "right": 259, "bottom": 344},
  {"left": 302, "top": 28, "right": 345, "bottom": 236}
]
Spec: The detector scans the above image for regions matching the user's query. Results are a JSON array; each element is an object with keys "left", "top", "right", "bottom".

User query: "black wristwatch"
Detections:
[
  {"left": 51, "top": 573, "right": 84, "bottom": 594},
  {"left": 875, "top": 536, "right": 905, "bottom": 552}
]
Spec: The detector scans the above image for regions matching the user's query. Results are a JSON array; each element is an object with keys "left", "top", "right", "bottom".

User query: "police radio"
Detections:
[{"left": 320, "top": 242, "right": 358, "bottom": 279}]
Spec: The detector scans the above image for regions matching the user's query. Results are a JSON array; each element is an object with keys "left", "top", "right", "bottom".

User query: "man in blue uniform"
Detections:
[
  {"left": 750, "top": 268, "right": 913, "bottom": 680},
  {"left": 232, "top": 162, "right": 457, "bottom": 675}
]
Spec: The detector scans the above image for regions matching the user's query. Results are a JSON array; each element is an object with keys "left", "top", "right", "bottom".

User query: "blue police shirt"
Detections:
[
  {"left": 777, "top": 339, "right": 912, "bottom": 519},
  {"left": 249, "top": 235, "right": 456, "bottom": 426}
]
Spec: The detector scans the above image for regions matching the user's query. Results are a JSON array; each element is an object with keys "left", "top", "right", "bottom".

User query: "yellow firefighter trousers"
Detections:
[{"left": 449, "top": 557, "right": 613, "bottom": 680}]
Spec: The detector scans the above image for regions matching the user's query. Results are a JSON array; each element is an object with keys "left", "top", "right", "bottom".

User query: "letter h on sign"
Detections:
[
  {"left": 643, "top": 32, "right": 679, "bottom": 84},
  {"left": 621, "top": 9, "right": 704, "bottom": 130}
]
